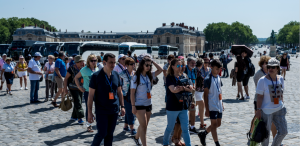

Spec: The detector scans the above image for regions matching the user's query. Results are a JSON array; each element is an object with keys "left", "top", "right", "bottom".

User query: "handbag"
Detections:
[
  {"left": 59, "top": 94, "right": 73, "bottom": 111},
  {"left": 39, "top": 75, "right": 43, "bottom": 82}
]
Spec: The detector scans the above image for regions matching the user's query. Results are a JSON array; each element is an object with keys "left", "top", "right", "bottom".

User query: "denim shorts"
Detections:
[{"left": 209, "top": 111, "right": 223, "bottom": 119}]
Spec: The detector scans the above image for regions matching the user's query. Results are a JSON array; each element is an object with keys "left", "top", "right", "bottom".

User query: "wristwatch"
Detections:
[
  {"left": 121, "top": 106, "right": 125, "bottom": 109},
  {"left": 257, "top": 108, "right": 262, "bottom": 111}
]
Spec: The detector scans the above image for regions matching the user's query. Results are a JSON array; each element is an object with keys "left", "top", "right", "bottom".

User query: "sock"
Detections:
[
  {"left": 215, "top": 141, "right": 220, "bottom": 146},
  {"left": 190, "top": 126, "right": 195, "bottom": 129},
  {"left": 204, "top": 130, "right": 208, "bottom": 135}
]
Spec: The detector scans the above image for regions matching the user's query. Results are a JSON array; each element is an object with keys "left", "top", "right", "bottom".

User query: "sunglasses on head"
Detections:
[
  {"left": 176, "top": 65, "right": 183, "bottom": 68},
  {"left": 267, "top": 66, "right": 277, "bottom": 69},
  {"left": 90, "top": 60, "right": 97, "bottom": 62},
  {"left": 145, "top": 64, "right": 152, "bottom": 67}
]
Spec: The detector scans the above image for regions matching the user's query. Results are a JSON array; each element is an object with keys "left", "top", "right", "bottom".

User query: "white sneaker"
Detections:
[
  {"left": 246, "top": 96, "right": 250, "bottom": 99},
  {"left": 20, "top": 87, "right": 23, "bottom": 90},
  {"left": 25, "top": 87, "right": 28, "bottom": 90}
]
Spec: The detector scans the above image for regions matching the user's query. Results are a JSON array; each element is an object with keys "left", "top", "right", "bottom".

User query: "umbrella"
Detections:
[{"left": 231, "top": 45, "right": 253, "bottom": 57}]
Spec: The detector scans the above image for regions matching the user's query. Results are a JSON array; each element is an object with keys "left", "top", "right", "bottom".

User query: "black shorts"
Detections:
[
  {"left": 236, "top": 72, "right": 245, "bottom": 82},
  {"left": 254, "top": 101, "right": 257, "bottom": 111},
  {"left": 243, "top": 75, "right": 250, "bottom": 86},
  {"left": 135, "top": 104, "right": 152, "bottom": 112},
  {"left": 209, "top": 111, "right": 223, "bottom": 119}
]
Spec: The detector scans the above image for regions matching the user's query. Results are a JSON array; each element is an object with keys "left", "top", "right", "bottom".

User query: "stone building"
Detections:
[{"left": 13, "top": 22, "right": 205, "bottom": 55}]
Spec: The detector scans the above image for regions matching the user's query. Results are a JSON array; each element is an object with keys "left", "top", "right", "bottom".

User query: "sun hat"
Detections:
[
  {"left": 19, "top": 55, "right": 24, "bottom": 58},
  {"left": 118, "top": 54, "right": 125, "bottom": 60},
  {"left": 5, "top": 57, "right": 12, "bottom": 61},
  {"left": 267, "top": 58, "right": 280, "bottom": 67},
  {"left": 74, "top": 55, "right": 85, "bottom": 63}
]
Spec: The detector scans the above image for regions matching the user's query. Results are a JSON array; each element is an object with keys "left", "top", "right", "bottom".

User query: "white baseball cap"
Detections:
[
  {"left": 34, "top": 52, "right": 42, "bottom": 57},
  {"left": 118, "top": 54, "right": 125, "bottom": 60}
]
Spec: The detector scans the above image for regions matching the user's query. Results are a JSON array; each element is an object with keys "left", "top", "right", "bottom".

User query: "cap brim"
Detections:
[{"left": 76, "top": 59, "right": 85, "bottom": 63}]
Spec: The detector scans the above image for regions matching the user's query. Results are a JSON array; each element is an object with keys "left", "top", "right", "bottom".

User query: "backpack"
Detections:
[
  {"left": 248, "top": 119, "right": 269, "bottom": 143},
  {"left": 248, "top": 62, "right": 255, "bottom": 77}
]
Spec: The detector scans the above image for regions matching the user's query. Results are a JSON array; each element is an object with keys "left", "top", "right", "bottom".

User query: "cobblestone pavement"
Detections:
[{"left": 0, "top": 56, "right": 299, "bottom": 146}]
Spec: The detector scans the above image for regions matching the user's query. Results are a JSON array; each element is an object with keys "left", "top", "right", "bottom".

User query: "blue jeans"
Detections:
[
  {"left": 83, "top": 91, "right": 89, "bottom": 122},
  {"left": 92, "top": 112, "right": 118, "bottom": 146},
  {"left": 30, "top": 80, "right": 40, "bottom": 102},
  {"left": 222, "top": 63, "right": 228, "bottom": 77},
  {"left": 124, "top": 98, "right": 135, "bottom": 125},
  {"left": 163, "top": 110, "right": 191, "bottom": 146}
]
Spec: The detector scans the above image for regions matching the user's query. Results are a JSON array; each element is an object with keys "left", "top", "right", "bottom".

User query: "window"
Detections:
[
  {"left": 113, "top": 40, "right": 115, "bottom": 42},
  {"left": 142, "top": 40, "right": 144, "bottom": 43},
  {"left": 93, "top": 36, "right": 96, "bottom": 38},
  {"left": 164, "top": 30, "right": 167, "bottom": 33},
  {"left": 108, "top": 40, "right": 110, "bottom": 42},
  {"left": 158, "top": 30, "right": 161, "bottom": 33},
  {"left": 151, "top": 40, "right": 152, "bottom": 44},
  {"left": 38, "top": 32, "right": 41, "bottom": 35},
  {"left": 167, "top": 37, "right": 170, "bottom": 44},
  {"left": 176, "top": 37, "right": 179, "bottom": 43},
  {"left": 147, "top": 40, "right": 149, "bottom": 44},
  {"left": 170, "top": 30, "right": 173, "bottom": 33},
  {"left": 38, "top": 38, "right": 42, "bottom": 41},
  {"left": 69, "top": 35, "right": 71, "bottom": 37},
  {"left": 18, "top": 38, "right": 22, "bottom": 40},
  {"left": 108, "top": 36, "right": 110, "bottom": 38},
  {"left": 176, "top": 30, "right": 179, "bottom": 33},
  {"left": 28, "top": 38, "right": 32, "bottom": 40},
  {"left": 113, "top": 36, "right": 115, "bottom": 38},
  {"left": 157, "top": 37, "right": 160, "bottom": 43},
  {"left": 62, "top": 35, "right": 64, "bottom": 37},
  {"left": 138, "top": 40, "right": 140, "bottom": 43}
]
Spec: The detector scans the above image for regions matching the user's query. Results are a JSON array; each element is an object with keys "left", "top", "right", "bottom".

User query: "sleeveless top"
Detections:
[
  {"left": 17, "top": 62, "right": 27, "bottom": 71},
  {"left": 280, "top": 57, "right": 287, "bottom": 66}
]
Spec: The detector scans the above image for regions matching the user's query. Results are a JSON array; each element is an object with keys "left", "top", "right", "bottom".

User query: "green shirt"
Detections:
[{"left": 80, "top": 66, "right": 99, "bottom": 91}]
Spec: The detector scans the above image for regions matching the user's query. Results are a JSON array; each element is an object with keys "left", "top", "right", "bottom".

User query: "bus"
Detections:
[
  {"left": 79, "top": 41, "right": 119, "bottom": 61},
  {"left": 8, "top": 40, "right": 36, "bottom": 61},
  {"left": 61, "top": 42, "right": 83, "bottom": 57},
  {"left": 29, "top": 42, "right": 47, "bottom": 65},
  {"left": 158, "top": 45, "right": 179, "bottom": 59},
  {"left": 44, "top": 42, "right": 64, "bottom": 56},
  {"left": 0, "top": 44, "right": 10, "bottom": 56},
  {"left": 147, "top": 46, "right": 159, "bottom": 58},
  {"left": 118, "top": 42, "right": 147, "bottom": 56}
]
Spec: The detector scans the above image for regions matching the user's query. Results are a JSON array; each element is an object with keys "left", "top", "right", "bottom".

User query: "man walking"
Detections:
[
  {"left": 219, "top": 51, "right": 229, "bottom": 78},
  {"left": 52, "top": 51, "right": 67, "bottom": 107},
  {"left": 0, "top": 54, "right": 7, "bottom": 90},
  {"left": 88, "top": 53, "right": 125, "bottom": 146},
  {"left": 28, "top": 52, "right": 43, "bottom": 103},
  {"left": 114, "top": 54, "right": 126, "bottom": 73}
]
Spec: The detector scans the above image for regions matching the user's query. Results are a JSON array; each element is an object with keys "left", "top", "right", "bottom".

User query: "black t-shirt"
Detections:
[
  {"left": 165, "top": 75, "right": 188, "bottom": 111},
  {"left": 89, "top": 69, "right": 121, "bottom": 114},
  {"left": 67, "top": 65, "right": 82, "bottom": 86}
]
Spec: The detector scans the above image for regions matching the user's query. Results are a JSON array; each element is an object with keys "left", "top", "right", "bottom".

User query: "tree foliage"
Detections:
[
  {"left": 203, "top": 21, "right": 258, "bottom": 50},
  {"left": 277, "top": 21, "right": 299, "bottom": 47},
  {"left": 0, "top": 17, "right": 57, "bottom": 44}
]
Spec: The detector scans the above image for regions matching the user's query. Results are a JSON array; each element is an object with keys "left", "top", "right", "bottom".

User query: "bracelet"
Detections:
[
  {"left": 257, "top": 108, "right": 262, "bottom": 111},
  {"left": 121, "top": 106, "right": 125, "bottom": 108}
]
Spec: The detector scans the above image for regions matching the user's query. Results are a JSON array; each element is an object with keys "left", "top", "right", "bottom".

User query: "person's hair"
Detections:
[
  {"left": 87, "top": 54, "right": 97, "bottom": 69},
  {"left": 258, "top": 56, "right": 271, "bottom": 68},
  {"left": 58, "top": 51, "right": 64, "bottom": 57},
  {"left": 167, "top": 58, "right": 181, "bottom": 76},
  {"left": 125, "top": 57, "right": 135, "bottom": 65},
  {"left": 209, "top": 53, "right": 213, "bottom": 58},
  {"left": 127, "top": 50, "right": 132, "bottom": 56},
  {"left": 6, "top": 58, "right": 12, "bottom": 61},
  {"left": 187, "top": 57, "right": 197, "bottom": 63},
  {"left": 241, "top": 50, "right": 247, "bottom": 55},
  {"left": 135, "top": 57, "right": 153, "bottom": 86},
  {"left": 181, "top": 60, "right": 186, "bottom": 67},
  {"left": 64, "top": 58, "right": 69, "bottom": 61},
  {"left": 210, "top": 59, "right": 222, "bottom": 68},
  {"left": 196, "top": 58, "right": 203, "bottom": 67},
  {"left": 167, "top": 54, "right": 175, "bottom": 61},
  {"left": 48, "top": 55, "right": 54, "bottom": 59},
  {"left": 97, "top": 56, "right": 102, "bottom": 62},
  {"left": 203, "top": 58, "right": 209, "bottom": 63},
  {"left": 103, "top": 53, "right": 116, "bottom": 62}
]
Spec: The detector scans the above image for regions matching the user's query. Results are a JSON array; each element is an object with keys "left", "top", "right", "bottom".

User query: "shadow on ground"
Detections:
[
  {"left": 38, "top": 121, "right": 75, "bottom": 133},
  {"left": 29, "top": 107, "right": 56, "bottom": 114},
  {"left": 44, "top": 131, "right": 93, "bottom": 145},
  {"left": 3, "top": 103, "right": 30, "bottom": 109}
]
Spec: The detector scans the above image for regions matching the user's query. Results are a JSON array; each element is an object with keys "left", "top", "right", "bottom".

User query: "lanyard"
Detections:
[
  {"left": 268, "top": 74, "right": 277, "bottom": 95},
  {"left": 174, "top": 76, "right": 180, "bottom": 82},
  {"left": 105, "top": 74, "right": 113, "bottom": 92},
  {"left": 125, "top": 69, "right": 131, "bottom": 81},
  {"left": 141, "top": 75, "right": 150, "bottom": 92},
  {"left": 48, "top": 63, "right": 52, "bottom": 71},
  {"left": 212, "top": 74, "right": 220, "bottom": 92},
  {"left": 118, "top": 63, "right": 124, "bottom": 70},
  {"left": 201, "top": 67, "right": 209, "bottom": 78},
  {"left": 261, "top": 69, "right": 266, "bottom": 75}
]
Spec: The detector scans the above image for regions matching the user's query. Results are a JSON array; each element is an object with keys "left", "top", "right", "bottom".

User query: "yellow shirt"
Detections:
[{"left": 17, "top": 62, "right": 27, "bottom": 72}]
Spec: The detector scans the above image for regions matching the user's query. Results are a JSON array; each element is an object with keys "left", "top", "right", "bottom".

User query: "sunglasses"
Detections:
[
  {"left": 90, "top": 60, "right": 97, "bottom": 62},
  {"left": 121, "top": 58, "right": 126, "bottom": 60},
  {"left": 129, "top": 63, "right": 135, "bottom": 66},
  {"left": 204, "top": 62, "right": 210, "bottom": 64},
  {"left": 267, "top": 66, "right": 277, "bottom": 69},
  {"left": 145, "top": 64, "right": 152, "bottom": 67},
  {"left": 176, "top": 65, "right": 183, "bottom": 68}
]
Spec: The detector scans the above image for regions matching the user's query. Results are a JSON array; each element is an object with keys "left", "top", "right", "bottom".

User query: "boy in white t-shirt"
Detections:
[{"left": 198, "top": 59, "right": 224, "bottom": 146}]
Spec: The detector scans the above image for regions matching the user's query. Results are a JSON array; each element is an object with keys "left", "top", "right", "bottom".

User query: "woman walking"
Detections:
[
  {"left": 163, "top": 58, "right": 193, "bottom": 146},
  {"left": 75, "top": 54, "right": 99, "bottom": 132},
  {"left": 64, "top": 55, "right": 85, "bottom": 124},
  {"left": 119, "top": 57, "right": 137, "bottom": 136},
  {"left": 1, "top": 58, "right": 15, "bottom": 95},
  {"left": 235, "top": 55, "right": 246, "bottom": 100},
  {"left": 255, "top": 58, "right": 288, "bottom": 145},
  {"left": 44, "top": 55, "right": 55, "bottom": 101},
  {"left": 16, "top": 55, "right": 28, "bottom": 90},
  {"left": 131, "top": 57, "right": 162, "bottom": 146},
  {"left": 280, "top": 53, "right": 289, "bottom": 80}
]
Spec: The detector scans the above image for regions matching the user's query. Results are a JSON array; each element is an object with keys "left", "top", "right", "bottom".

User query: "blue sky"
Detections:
[{"left": 0, "top": 0, "right": 299, "bottom": 38}]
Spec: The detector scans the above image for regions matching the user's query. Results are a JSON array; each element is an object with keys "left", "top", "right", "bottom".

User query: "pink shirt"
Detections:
[
  {"left": 0, "top": 59, "right": 5, "bottom": 70},
  {"left": 113, "top": 63, "right": 127, "bottom": 73},
  {"left": 44, "top": 62, "right": 55, "bottom": 74}
]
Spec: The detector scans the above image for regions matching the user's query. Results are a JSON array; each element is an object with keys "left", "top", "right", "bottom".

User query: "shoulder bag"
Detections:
[{"left": 59, "top": 93, "right": 73, "bottom": 111}]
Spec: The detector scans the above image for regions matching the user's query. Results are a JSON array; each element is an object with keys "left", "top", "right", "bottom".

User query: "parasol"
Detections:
[{"left": 231, "top": 45, "right": 253, "bottom": 57}]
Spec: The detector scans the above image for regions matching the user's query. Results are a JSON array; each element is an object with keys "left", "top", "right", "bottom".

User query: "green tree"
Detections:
[{"left": 0, "top": 25, "right": 10, "bottom": 43}]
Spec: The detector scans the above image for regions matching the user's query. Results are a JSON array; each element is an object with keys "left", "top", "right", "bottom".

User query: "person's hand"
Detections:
[
  {"left": 120, "top": 107, "right": 125, "bottom": 116},
  {"left": 132, "top": 106, "right": 137, "bottom": 115},
  {"left": 79, "top": 87, "right": 85, "bottom": 93},
  {"left": 36, "top": 72, "right": 43, "bottom": 75},
  {"left": 205, "top": 110, "right": 210, "bottom": 117},
  {"left": 255, "top": 110, "right": 262, "bottom": 119},
  {"left": 88, "top": 112, "right": 95, "bottom": 123}
]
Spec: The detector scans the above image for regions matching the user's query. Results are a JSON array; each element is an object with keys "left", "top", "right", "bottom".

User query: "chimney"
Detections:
[
  {"left": 50, "top": 28, "right": 52, "bottom": 32},
  {"left": 171, "top": 22, "right": 175, "bottom": 26},
  {"left": 111, "top": 31, "right": 112, "bottom": 33},
  {"left": 182, "top": 23, "right": 184, "bottom": 26},
  {"left": 22, "top": 24, "right": 25, "bottom": 28},
  {"left": 66, "top": 29, "right": 67, "bottom": 32},
  {"left": 46, "top": 27, "right": 48, "bottom": 31},
  {"left": 176, "top": 23, "right": 179, "bottom": 26},
  {"left": 162, "top": 23, "right": 166, "bottom": 26},
  {"left": 98, "top": 31, "right": 99, "bottom": 33},
  {"left": 193, "top": 27, "right": 195, "bottom": 31},
  {"left": 81, "top": 30, "right": 84, "bottom": 33},
  {"left": 35, "top": 24, "right": 37, "bottom": 27},
  {"left": 104, "top": 31, "right": 106, "bottom": 34},
  {"left": 60, "top": 29, "right": 61, "bottom": 32}
]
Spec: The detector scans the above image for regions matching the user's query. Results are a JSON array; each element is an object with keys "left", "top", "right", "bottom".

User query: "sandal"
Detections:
[
  {"left": 172, "top": 137, "right": 182, "bottom": 146},
  {"left": 200, "top": 124, "right": 207, "bottom": 129},
  {"left": 179, "top": 140, "right": 186, "bottom": 146},
  {"left": 87, "top": 125, "right": 94, "bottom": 133}
]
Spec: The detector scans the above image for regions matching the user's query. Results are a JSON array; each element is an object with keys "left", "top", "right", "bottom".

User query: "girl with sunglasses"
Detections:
[
  {"left": 130, "top": 57, "right": 162, "bottom": 146},
  {"left": 75, "top": 54, "right": 98, "bottom": 132},
  {"left": 118, "top": 57, "right": 137, "bottom": 136}
]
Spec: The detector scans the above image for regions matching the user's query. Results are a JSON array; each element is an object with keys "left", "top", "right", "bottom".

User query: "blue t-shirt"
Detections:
[
  {"left": 89, "top": 69, "right": 122, "bottom": 114},
  {"left": 69, "top": 60, "right": 75, "bottom": 67},
  {"left": 54, "top": 58, "right": 67, "bottom": 77},
  {"left": 185, "top": 65, "right": 196, "bottom": 84},
  {"left": 3, "top": 63, "right": 14, "bottom": 72},
  {"left": 165, "top": 75, "right": 188, "bottom": 111}
]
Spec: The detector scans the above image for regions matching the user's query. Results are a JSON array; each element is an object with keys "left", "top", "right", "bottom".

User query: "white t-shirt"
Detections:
[
  {"left": 256, "top": 76, "right": 285, "bottom": 114},
  {"left": 66, "top": 63, "right": 70, "bottom": 69},
  {"left": 207, "top": 76, "right": 223, "bottom": 113},
  {"left": 131, "top": 72, "right": 156, "bottom": 106},
  {"left": 113, "top": 63, "right": 126, "bottom": 73},
  {"left": 28, "top": 58, "right": 42, "bottom": 80},
  {"left": 97, "top": 62, "right": 104, "bottom": 70}
]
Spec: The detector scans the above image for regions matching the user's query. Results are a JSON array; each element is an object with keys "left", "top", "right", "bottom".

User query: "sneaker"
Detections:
[
  {"left": 132, "top": 137, "right": 142, "bottom": 146},
  {"left": 123, "top": 126, "right": 131, "bottom": 132},
  {"left": 189, "top": 126, "right": 198, "bottom": 134},
  {"left": 25, "top": 87, "right": 28, "bottom": 90},
  {"left": 20, "top": 87, "right": 23, "bottom": 90},
  {"left": 131, "top": 129, "right": 137, "bottom": 136},
  {"left": 78, "top": 119, "right": 84, "bottom": 124},
  {"left": 9, "top": 92, "right": 12, "bottom": 95},
  {"left": 35, "top": 100, "right": 42, "bottom": 103},
  {"left": 70, "top": 117, "right": 78, "bottom": 121},
  {"left": 246, "top": 96, "right": 250, "bottom": 100},
  {"left": 198, "top": 131, "right": 207, "bottom": 146}
]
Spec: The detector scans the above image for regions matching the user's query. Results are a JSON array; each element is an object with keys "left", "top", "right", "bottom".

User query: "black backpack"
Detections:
[
  {"left": 248, "top": 119, "right": 269, "bottom": 143},
  {"left": 248, "top": 62, "right": 255, "bottom": 77}
]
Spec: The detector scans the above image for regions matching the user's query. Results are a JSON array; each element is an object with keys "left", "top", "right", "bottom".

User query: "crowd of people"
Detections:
[{"left": 0, "top": 48, "right": 290, "bottom": 146}]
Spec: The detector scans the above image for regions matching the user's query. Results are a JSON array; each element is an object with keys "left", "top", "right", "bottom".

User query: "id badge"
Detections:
[
  {"left": 109, "top": 92, "right": 114, "bottom": 100},
  {"left": 274, "top": 98, "right": 279, "bottom": 104},
  {"left": 11, "top": 71, "right": 13, "bottom": 74},
  {"left": 219, "top": 94, "right": 222, "bottom": 100},
  {"left": 147, "top": 92, "right": 151, "bottom": 99}
]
